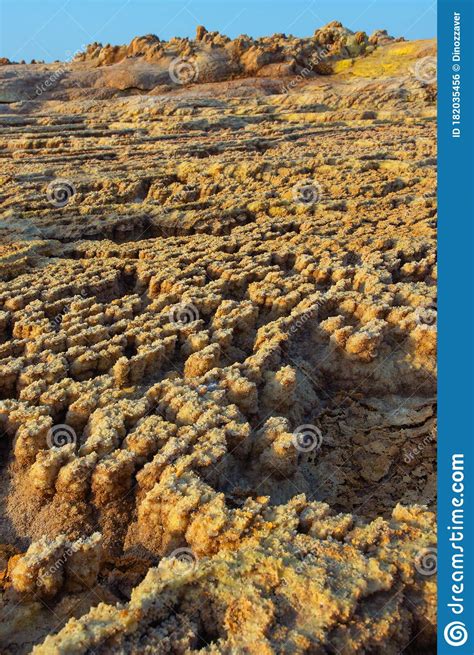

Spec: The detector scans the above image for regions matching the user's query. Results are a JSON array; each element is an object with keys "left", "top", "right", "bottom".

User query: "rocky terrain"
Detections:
[{"left": 0, "top": 23, "right": 437, "bottom": 654}]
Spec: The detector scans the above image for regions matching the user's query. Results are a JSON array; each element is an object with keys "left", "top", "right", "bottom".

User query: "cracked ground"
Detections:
[{"left": 0, "top": 31, "right": 437, "bottom": 655}]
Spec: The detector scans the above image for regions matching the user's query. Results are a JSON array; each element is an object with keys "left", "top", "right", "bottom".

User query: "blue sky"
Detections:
[{"left": 0, "top": 0, "right": 436, "bottom": 62}]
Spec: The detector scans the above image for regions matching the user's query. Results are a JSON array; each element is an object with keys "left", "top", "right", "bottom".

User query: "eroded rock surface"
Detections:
[{"left": 0, "top": 24, "right": 436, "bottom": 654}]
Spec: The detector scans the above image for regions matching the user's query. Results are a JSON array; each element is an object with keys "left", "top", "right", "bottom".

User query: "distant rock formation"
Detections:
[
  {"left": 73, "top": 21, "right": 402, "bottom": 79},
  {"left": 0, "top": 22, "right": 434, "bottom": 104}
]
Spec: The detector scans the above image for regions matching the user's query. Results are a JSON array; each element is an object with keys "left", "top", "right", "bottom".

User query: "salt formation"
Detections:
[{"left": 0, "top": 23, "right": 436, "bottom": 653}]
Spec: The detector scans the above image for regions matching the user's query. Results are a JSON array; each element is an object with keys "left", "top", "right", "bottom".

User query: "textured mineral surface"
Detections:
[{"left": 0, "top": 23, "right": 436, "bottom": 654}]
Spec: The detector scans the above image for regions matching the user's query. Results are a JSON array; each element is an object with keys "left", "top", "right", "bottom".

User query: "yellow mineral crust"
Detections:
[
  {"left": 32, "top": 503, "right": 435, "bottom": 655},
  {"left": 0, "top": 23, "right": 436, "bottom": 655}
]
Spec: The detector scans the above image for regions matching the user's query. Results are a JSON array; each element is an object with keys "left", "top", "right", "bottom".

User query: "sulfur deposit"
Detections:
[{"left": 0, "top": 23, "right": 436, "bottom": 654}]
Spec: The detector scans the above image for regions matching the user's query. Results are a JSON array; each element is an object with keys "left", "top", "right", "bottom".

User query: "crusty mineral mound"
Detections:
[
  {"left": 73, "top": 21, "right": 383, "bottom": 77},
  {"left": 0, "top": 23, "right": 436, "bottom": 654},
  {"left": 0, "top": 22, "right": 428, "bottom": 103},
  {"left": 31, "top": 503, "right": 435, "bottom": 655}
]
